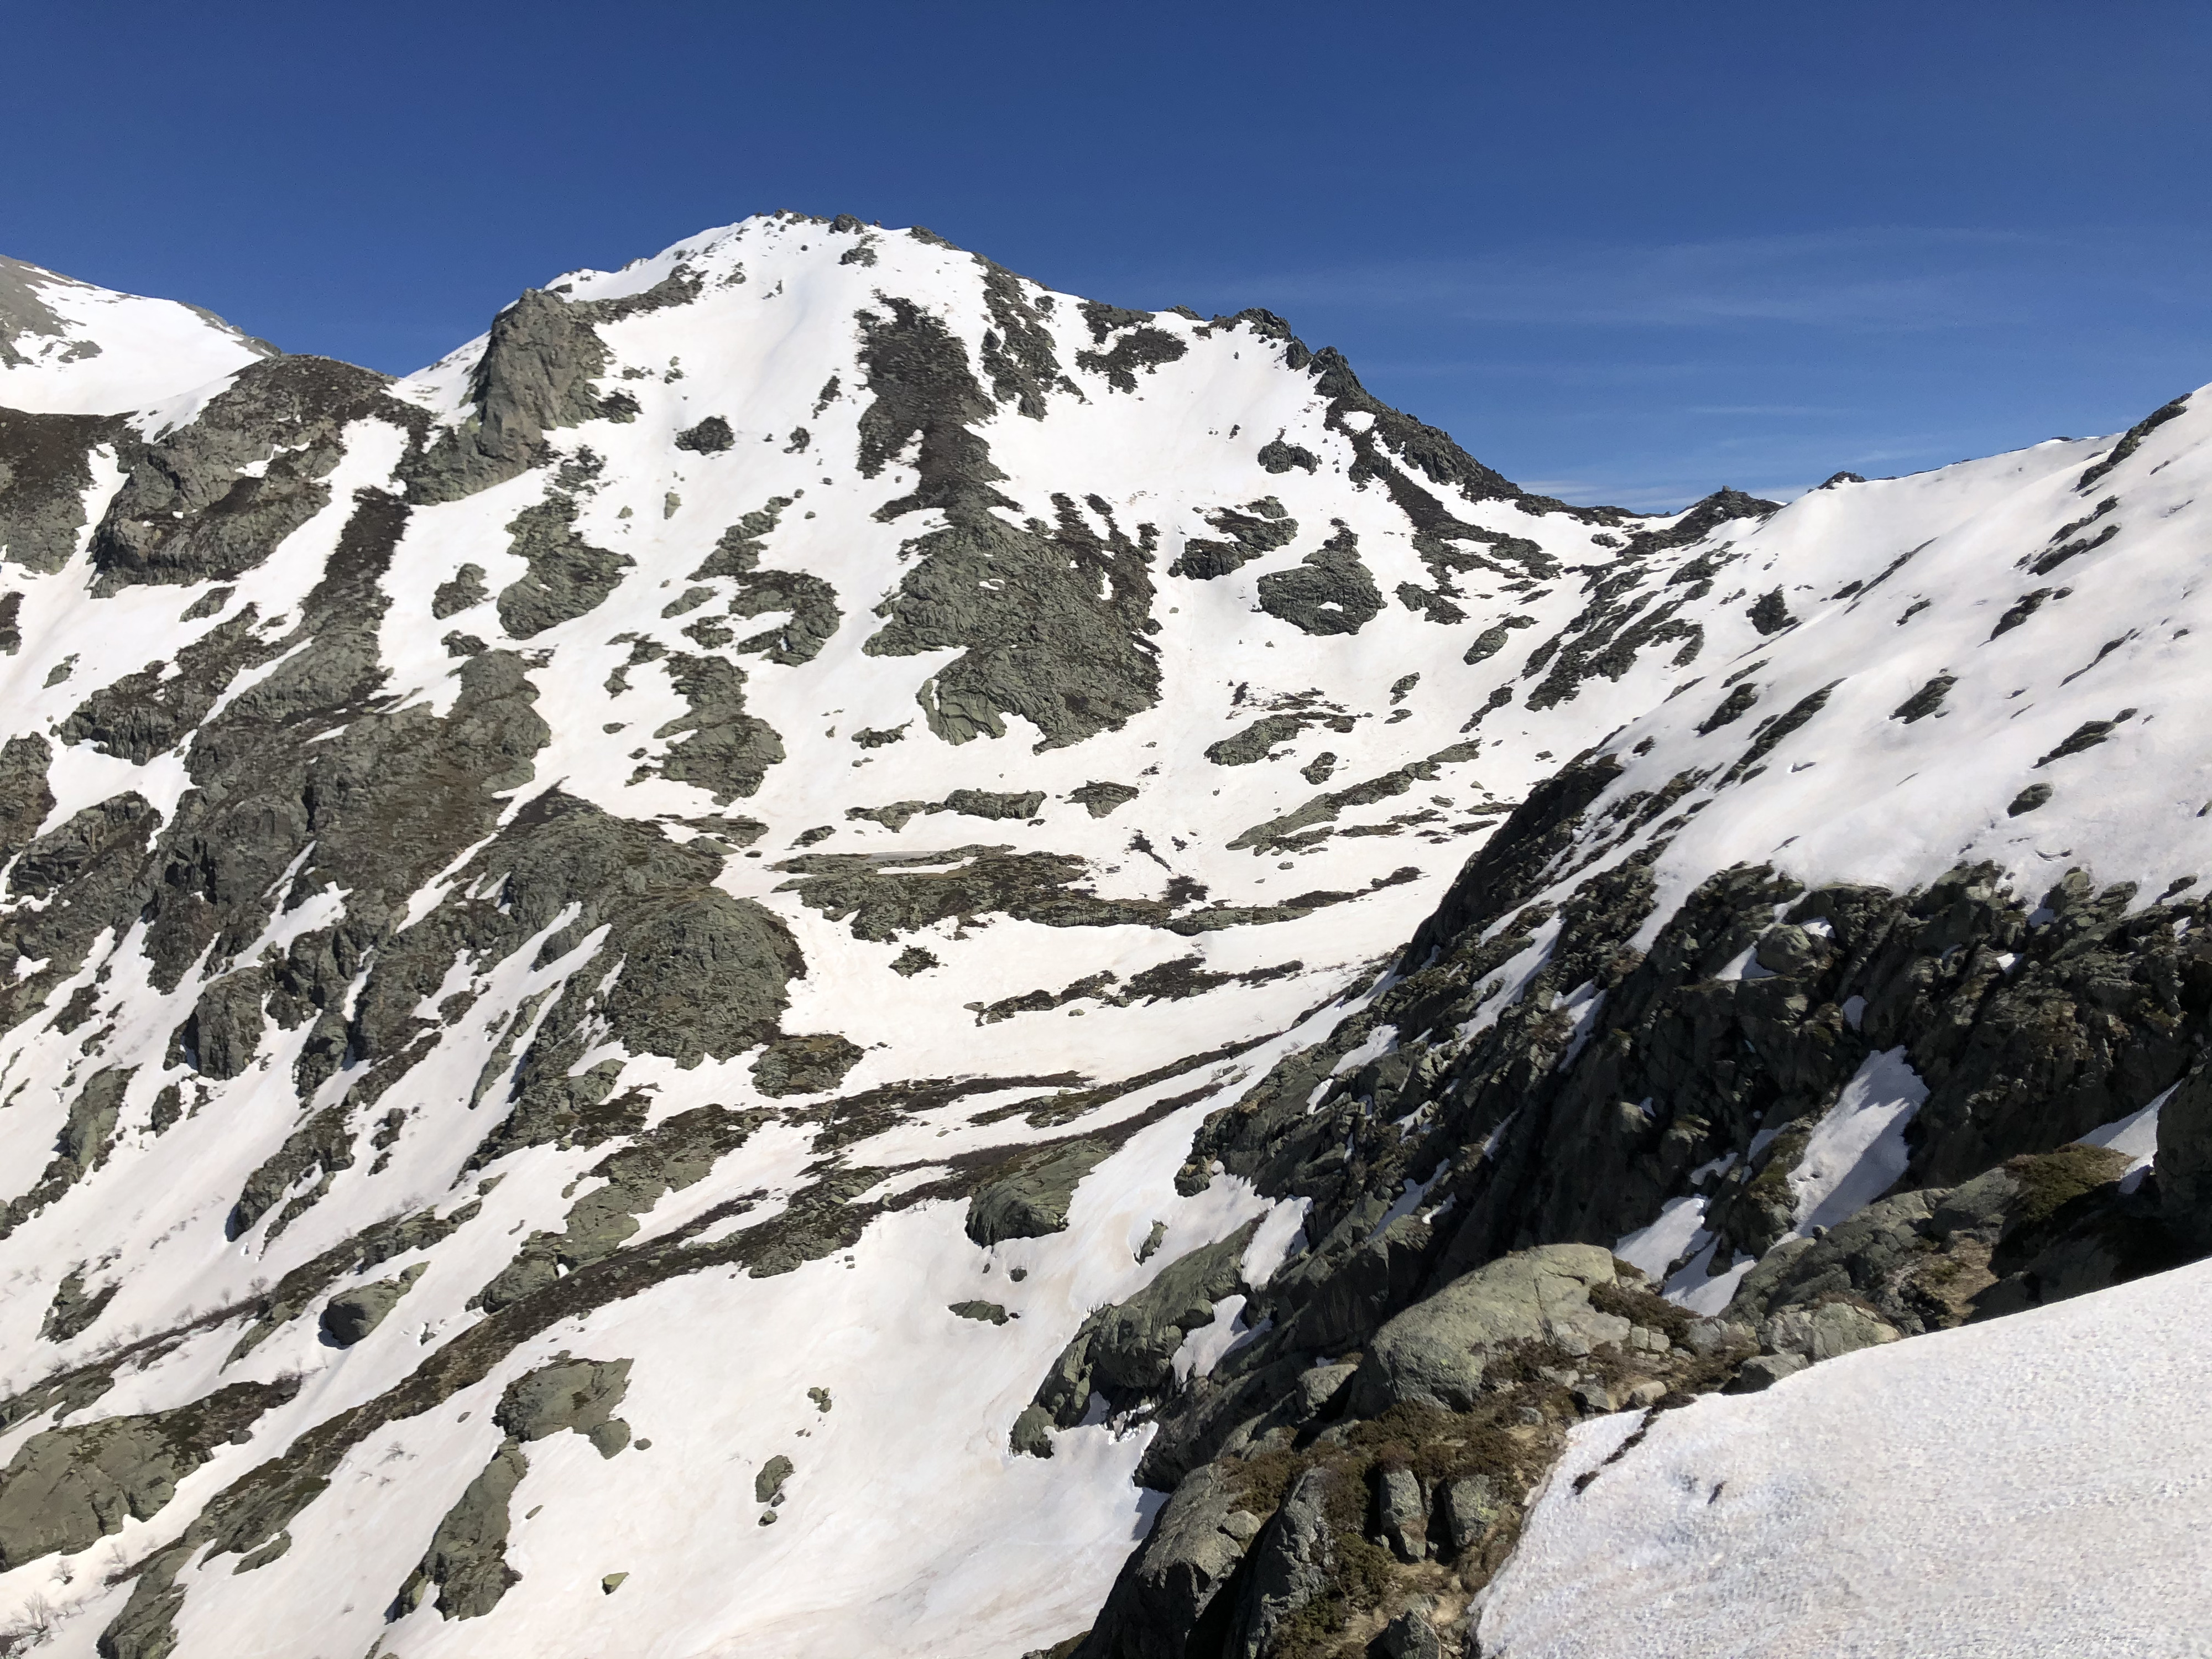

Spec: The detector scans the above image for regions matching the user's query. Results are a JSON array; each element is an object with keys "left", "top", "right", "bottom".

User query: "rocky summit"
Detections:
[{"left": 0, "top": 211, "right": 2205, "bottom": 1658}]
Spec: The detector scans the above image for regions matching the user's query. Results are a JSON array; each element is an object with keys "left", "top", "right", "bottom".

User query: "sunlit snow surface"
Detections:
[
  {"left": 0, "top": 254, "right": 271, "bottom": 413},
  {"left": 0, "top": 215, "right": 2208, "bottom": 1656},
  {"left": 1478, "top": 1257, "right": 2212, "bottom": 1659}
]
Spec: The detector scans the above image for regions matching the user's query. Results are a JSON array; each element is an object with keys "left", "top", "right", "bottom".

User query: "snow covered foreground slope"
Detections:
[
  {"left": 1480, "top": 1255, "right": 2212, "bottom": 1659},
  {"left": 0, "top": 213, "right": 2205, "bottom": 1658}
]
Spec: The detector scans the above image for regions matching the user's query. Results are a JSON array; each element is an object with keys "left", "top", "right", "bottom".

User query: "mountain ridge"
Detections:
[{"left": 0, "top": 211, "right": 2203, "bottom": 1659}]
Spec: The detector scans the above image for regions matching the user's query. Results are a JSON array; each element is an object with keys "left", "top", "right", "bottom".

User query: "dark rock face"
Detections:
[
  {"left": 1078, "top": 1464, "right": 1265, "bottom": 1659},
  {"left": 854, "top": 299, "right": 1165, "bottom": 750},
  {"left": 320, "top": 1265, "right": 424, "bottom": 1347},
  {"left": 650, "top": 654, "right": 786, "bottom": 801},
  {"left": 752, "top": 1032, "right": 864, "bottom": 1097},
  {"left": 1071, "top": 781, "right": 1140, "bottom": 817},
  {"left": 1345, "top": 1245, "right": 1619, "bottom": 1416},
  {"left": 92, "top": 357, "right": 410, "bottom": 592},
  {"left": 39, "top": 1268, "right": 118, "bottom": 1343},
  {"left": 495, "top": 494, "right": 634, "bottom": 639},
  {"left": 674, "top": 415, "right": 734, "bottom": 452},
  {"left": 0, "top": 1380, "right": 295, "bottom": 1571},
  {"left": 1224, "top": 1466, "right": 1334, "bottom": 1657},
  {"left": 1029, "top": 1224, "right": 1258, "bottom": 1432},
  {"left": 0, "top": 406, "right": 129, "bottom": 572},
  {"left": 392, "top": 1441, "right": 529, "bottom": 1620},
  {"left": 1172, "top": 502, "right": 1298, "bottom": 582},
  {"left": 1256, "top": 530, "right": 1384, "bottom": 638},
  {"left": 2161, "top": 1064, "right": 2212, "bottom": 1251},
  {"left": 1207, "top": 718, "right": 1307, "bottom": 768},
  {"left": 390, "top": 1355, "right": 640, "bottom": 1618},
  {"left": 403, "top": 270, "right": 696, "bottom": 504}
]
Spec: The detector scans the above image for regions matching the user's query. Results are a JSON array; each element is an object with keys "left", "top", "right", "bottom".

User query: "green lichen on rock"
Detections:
[
  {"left": 1347, "top": 1244, "right": 1620, "bottom": 1415},
  {"left": 754, "top": 1453, "right": 794, "bottom": 1504},
  {"left": 0, "top": 1378, "right": 295, "bottom": 1570},
  {"left": 391, "top": 1439, "right": 529, "bottom": 1621},
  {"left": 751, "top": 1032, "right": 864, "bottom": 1098},
  {"left": 1256, "top": 528, "right": 1384, "bottom": 637},
  {"left": 494, "top": 493, "right": 634, "bottom": 640},
  {"left": 966, "top": 1139, "right": 1113, "bottom": 1245},
  {"left": 495, "top": 1356, "right": 634, "bottom": 1452},
  {"left": 320, "top": 1263, "right": 426, "bottom": 1348},
  {"left": 1069, "top": 781, "right": 1139, "bottom": 818},
  {"left": 1463, "top": 614, "right": 1536, "bottom": 666}
]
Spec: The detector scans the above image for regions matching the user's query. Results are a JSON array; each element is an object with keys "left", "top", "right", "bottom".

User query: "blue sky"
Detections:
[{"left": 5, "top": 1, "right": 2205, "bottom": 509}]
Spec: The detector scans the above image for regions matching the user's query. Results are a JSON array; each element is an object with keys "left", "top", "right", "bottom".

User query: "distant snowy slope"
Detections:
[{"left": 0, "top": 254, "right": 274, "bottom": 413}]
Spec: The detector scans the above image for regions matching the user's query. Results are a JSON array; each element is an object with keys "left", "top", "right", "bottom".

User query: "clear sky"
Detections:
[{"left": 6, "top": 0, "right": 2206, "bottom": 509}]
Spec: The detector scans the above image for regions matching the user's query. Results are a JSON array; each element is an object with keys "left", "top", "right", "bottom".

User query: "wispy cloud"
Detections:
[
  {"left": 1121, "top": 221, "right": 2208, "bottom": 515},
  {"left": 1678, "top": 405, "right": 1852, "bottom": 418},
  {"left": 1198, "top": 225, "right": 2208, "bottom": 336},
  {"left": 1527, "top": 425, "right": 1981, "bottom": 514}
]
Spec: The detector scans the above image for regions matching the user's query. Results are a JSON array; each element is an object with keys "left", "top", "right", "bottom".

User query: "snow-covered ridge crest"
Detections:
[
  {"left": 0, "top": 252, "right": 274, "bottom": 415},
  {"left": 0, "top": 209, "right": 2204, "bottom": 1658}
]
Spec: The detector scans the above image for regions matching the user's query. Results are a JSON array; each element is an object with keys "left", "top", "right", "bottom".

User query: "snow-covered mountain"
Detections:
[
  {"left": 0, "top": 255, "right": 272, "bottom": 415},
  {"left": 0, "top": 211, "right": 2203, "bottom": 1659}
]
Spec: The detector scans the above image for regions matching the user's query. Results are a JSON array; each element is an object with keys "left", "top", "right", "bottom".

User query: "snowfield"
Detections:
[{"left": 1479, "top": 1255, "right": 2212, "bottom": 1659}]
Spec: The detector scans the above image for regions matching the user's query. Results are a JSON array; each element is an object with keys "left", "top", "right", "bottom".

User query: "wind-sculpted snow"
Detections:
[{"left": 0, "top": 211, "right": 2205, "bottom": 1657}]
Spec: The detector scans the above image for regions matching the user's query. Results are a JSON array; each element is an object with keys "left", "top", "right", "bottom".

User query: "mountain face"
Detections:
[{"left": 0, "top": 210, "right": 2203, "bottom": 1659}]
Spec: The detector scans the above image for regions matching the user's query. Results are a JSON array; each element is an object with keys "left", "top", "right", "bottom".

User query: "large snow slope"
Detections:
[{"left": 0, "top": 212, "right": 2204, "bottom": 1658}]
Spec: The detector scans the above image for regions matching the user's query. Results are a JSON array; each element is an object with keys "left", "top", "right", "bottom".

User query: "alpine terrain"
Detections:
[{"left": 0, "top": 215, "right": 2206, "bottom": 1658}]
